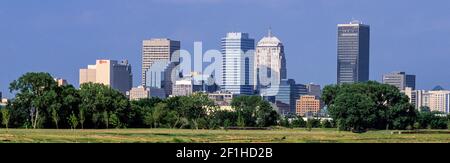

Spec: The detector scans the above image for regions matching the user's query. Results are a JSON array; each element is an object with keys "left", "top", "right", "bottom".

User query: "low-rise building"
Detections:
[
  {"left": 296, "top": 95, "right": 322, "bottom": 116},
  {"left": 128, "top": 86, "right": 166, "bottom": 100}
]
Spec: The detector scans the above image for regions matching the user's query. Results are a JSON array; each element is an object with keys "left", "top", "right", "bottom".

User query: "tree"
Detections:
[
  {"left": 68, "top": 113, "right": 78, "bottom": 129},
  {"left": 321, "top": 119, "right": 332, "bottom": 128},
  {"left": 78, "top": 83, "right": 130, "bottom": 129},
  {"left": 9, "top": 72, "right": 57, "bottom": 129},
  {"left": 292, "top": 116, "right": 306, "bottom": 128},
  {"left": 329, "top": 92, "right": 376, "bottom": 132},
  {"left": 322, "top": 81, "right": 417, "bottom": 132},
  {"left": 237, "top": 112, "right": 246, "bottom": 128},
  {"left": 1, "top": 109, "right": 10, "bottom": 129},
  {"left": 79, "top": 108, "right": 85, "bottom": 129},
  {"left": 50, "top": 107, "right": 60, "bottom": 129},
  {"left": 231, "top": 96, "right": 280, "bottom": 127}
]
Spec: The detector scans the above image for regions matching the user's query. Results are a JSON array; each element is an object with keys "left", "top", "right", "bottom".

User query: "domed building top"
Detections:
[
  {"left": 432, "top": 85, "right": 445, "bottom": 91},
  {"left": 257, "top": 29, "right": 282, "bottom": 47}
]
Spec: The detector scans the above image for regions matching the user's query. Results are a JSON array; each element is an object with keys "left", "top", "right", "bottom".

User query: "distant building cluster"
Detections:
[{"left": 53, "top": 19, "right": 450, "bottom": 117}]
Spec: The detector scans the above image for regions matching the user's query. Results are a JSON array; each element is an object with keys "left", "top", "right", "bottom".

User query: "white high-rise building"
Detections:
[
  {"left": 254, "top": 29, "right": 286, "bottom": 92},
  {"left": 79, "top": 59, "right": 132, "bottom": 94},
  {"left": 221, "top": 32, "right": 255, "bottom": 95}
]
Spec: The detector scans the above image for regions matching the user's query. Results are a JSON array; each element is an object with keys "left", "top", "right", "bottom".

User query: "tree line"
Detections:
[
  {"left": 0, "top": 73, "right": 448, "bottom": 132},
  {"left": 0, "top": 72, "right": 280, "bottom": 129}
]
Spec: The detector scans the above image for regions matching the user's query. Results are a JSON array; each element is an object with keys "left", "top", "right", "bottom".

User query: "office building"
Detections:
[
  {"left": 128, "top": 86, "right": 166, "bottom": 101},
  {"left": 142, "top": 38, "right": 181, "bottom": 96},
  {"left": 221, "top": 32, "right": 255, "bottom": 95},
  {"left": 383, "top": 71, "right": 416, "bottom": 90},
  {"left": 254, "top": 29, "right": 286, "bottom": 92},
  {"left": 296, "top": 95, "right": 322, "bottom": 116},
  {"left": 261, "top": 79, "right": 306, "bottom": 115},
  {"left": 306, "top": 83, "right": 321, "bottom": 98},
  {"left": 337, "top": 20, "right": 370, "bottom": 84},
  {"left": 79, "top": 59, "right": 132, "bottom": 94},
  {"left": 409, "top": 86, "right": 450, "bottom": 113},
  {"left": 172, "top": 79, "right": 194, "bottom": 97}
]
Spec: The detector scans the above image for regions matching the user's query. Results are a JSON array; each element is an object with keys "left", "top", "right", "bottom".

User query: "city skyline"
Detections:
[{"left": 2, "top": 0, "right": 450, "bottom": 97}]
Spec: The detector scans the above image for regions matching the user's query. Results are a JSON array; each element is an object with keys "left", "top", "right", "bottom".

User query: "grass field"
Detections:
[{"left": 0, "top": 128, "right": 449, "bottom": 143}]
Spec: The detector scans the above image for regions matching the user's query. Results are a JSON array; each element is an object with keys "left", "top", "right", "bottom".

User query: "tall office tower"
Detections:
[
  {"left": 337, "top": 20, "right": 370, "bottom": 84},
  {"left": 382, "top": 71, "right": 416, "bottom": 91},
  {"left": 254, "top": 29, "right": 286, "bottom": 92},
  {"left": 142, "top": 38, "right": 181, "bottom": 96},
  {"left": 80, "top": 60, "right": 132, "bottom": 94},
  {"left": 221, "top": 32, "right": 255, "bottom": 95}
]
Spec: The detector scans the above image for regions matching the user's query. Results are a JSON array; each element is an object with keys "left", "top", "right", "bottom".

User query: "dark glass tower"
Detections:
[{"left": 337, "top": 20, "right": 370, "bottom": 84}]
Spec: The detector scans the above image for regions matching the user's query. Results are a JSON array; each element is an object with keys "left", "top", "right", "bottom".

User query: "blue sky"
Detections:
[{"left": 1, "top": 0, "right": 450, "bottom": 98}]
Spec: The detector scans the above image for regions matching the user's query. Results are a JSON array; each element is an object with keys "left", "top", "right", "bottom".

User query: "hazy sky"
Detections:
[{"left": 1, "top": 0, "right": 450, "bottom": 97}]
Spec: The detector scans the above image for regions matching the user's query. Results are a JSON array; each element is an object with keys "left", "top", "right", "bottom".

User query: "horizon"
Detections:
[{"left": 2, "top": 0, "right": 450, "bottom": 98}]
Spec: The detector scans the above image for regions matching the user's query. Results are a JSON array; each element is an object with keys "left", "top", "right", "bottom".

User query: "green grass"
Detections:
[{"left": 0, "top": 128, "right": 448, "bottom": 143}]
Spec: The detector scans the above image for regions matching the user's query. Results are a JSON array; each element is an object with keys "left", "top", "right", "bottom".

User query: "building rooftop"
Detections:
[{"left": 257, "top": 29, "right": 282, "bottom": 46}]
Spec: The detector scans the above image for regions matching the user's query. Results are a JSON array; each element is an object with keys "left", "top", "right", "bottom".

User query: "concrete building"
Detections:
[
  {"left": 221, "top": 32, "right": 255, "bottom": 95},
  {"left": 306, "top": 83, "right": 321, "bottom": 98},
  {"left": 296, "top": 95, "right": 322, "bottom": 116},
  {"left": 337, "top": 20, "right": 370, "bottom": 84},
  {"left": 172, "top": 79, "right": 194, "bottom": 97},
  {"left": 254, "top": 29, "right": 286, "bottom": 92},
  {"left": 383, "top": 71, "right": 416, "bottom": 91},
  {"left": 142, "top": 38, "right": 181, "bottom": 96},
  {"left": 128, "top": 86, "right": 166, "bottom": 101},
  {"left": 407, "top": 86, "right": 450, "bottom": 113},
  {"left": 79, "top": 59, "right": 132, "bottom": 94}
]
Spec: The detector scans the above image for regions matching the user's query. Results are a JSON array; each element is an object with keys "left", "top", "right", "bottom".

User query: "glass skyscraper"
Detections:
[
  {"left": 221, "top": 32, "right": 255, "bottom": 95},
  {"left": 337, "top": 20, "right": 370, "bottom": 84}
]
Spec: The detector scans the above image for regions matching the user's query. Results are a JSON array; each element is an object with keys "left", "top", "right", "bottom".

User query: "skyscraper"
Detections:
[
  {"left": 254, "top": 29, "right": 286, "bottom": 92},
  {"left": 221, "top": 32, "right": 255, "bottom": 95},
  {"left": 142, "top": 38, "right": 181, "bottom": 96},
  {"left": 79, "top": 59, "right": 132, "bottom": 94},
  {"left": 337, "top": 20, "right": 370, "bottom": 84},
  {"left": 382, "top": 71, "right": 416, "bottom": 91}
]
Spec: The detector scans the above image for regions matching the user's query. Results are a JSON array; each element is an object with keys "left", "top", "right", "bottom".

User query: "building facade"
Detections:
[
  {"left": 128, "top": 86, "right": 166, "bottom": 101},
  {"left": 142, "top": 38, "right": 181, "bottom": 96},
  {"left": 337, "top": 20, "right": 370, "bottom": 84},
  {"left": 221, "top": 32, "right": 255, "bottom": 95},
  {"left": 296, "top": 95, "right": 322, "bottom": 116},
  {"left": 79, "top": 59, "right": 132, "bottom": 94},
  {"left": 172, "top": 79, "right": 194, "bottom": 97},
  {"left": 306, "top": 83, "right": 321, "bottom": 98},
  {"left": 383, "top": 71, "right": 416, "bottom": 91},
  {"left": 254, "top": 30, "right": 286, "bottom": 92},
  {"left": 406, "top": 87, "right": 450, "bottom": 113}
]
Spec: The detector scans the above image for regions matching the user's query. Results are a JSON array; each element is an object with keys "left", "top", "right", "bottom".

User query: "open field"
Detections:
[{"left": 0, "top": 128, "right": 449, "bottom": 143}]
